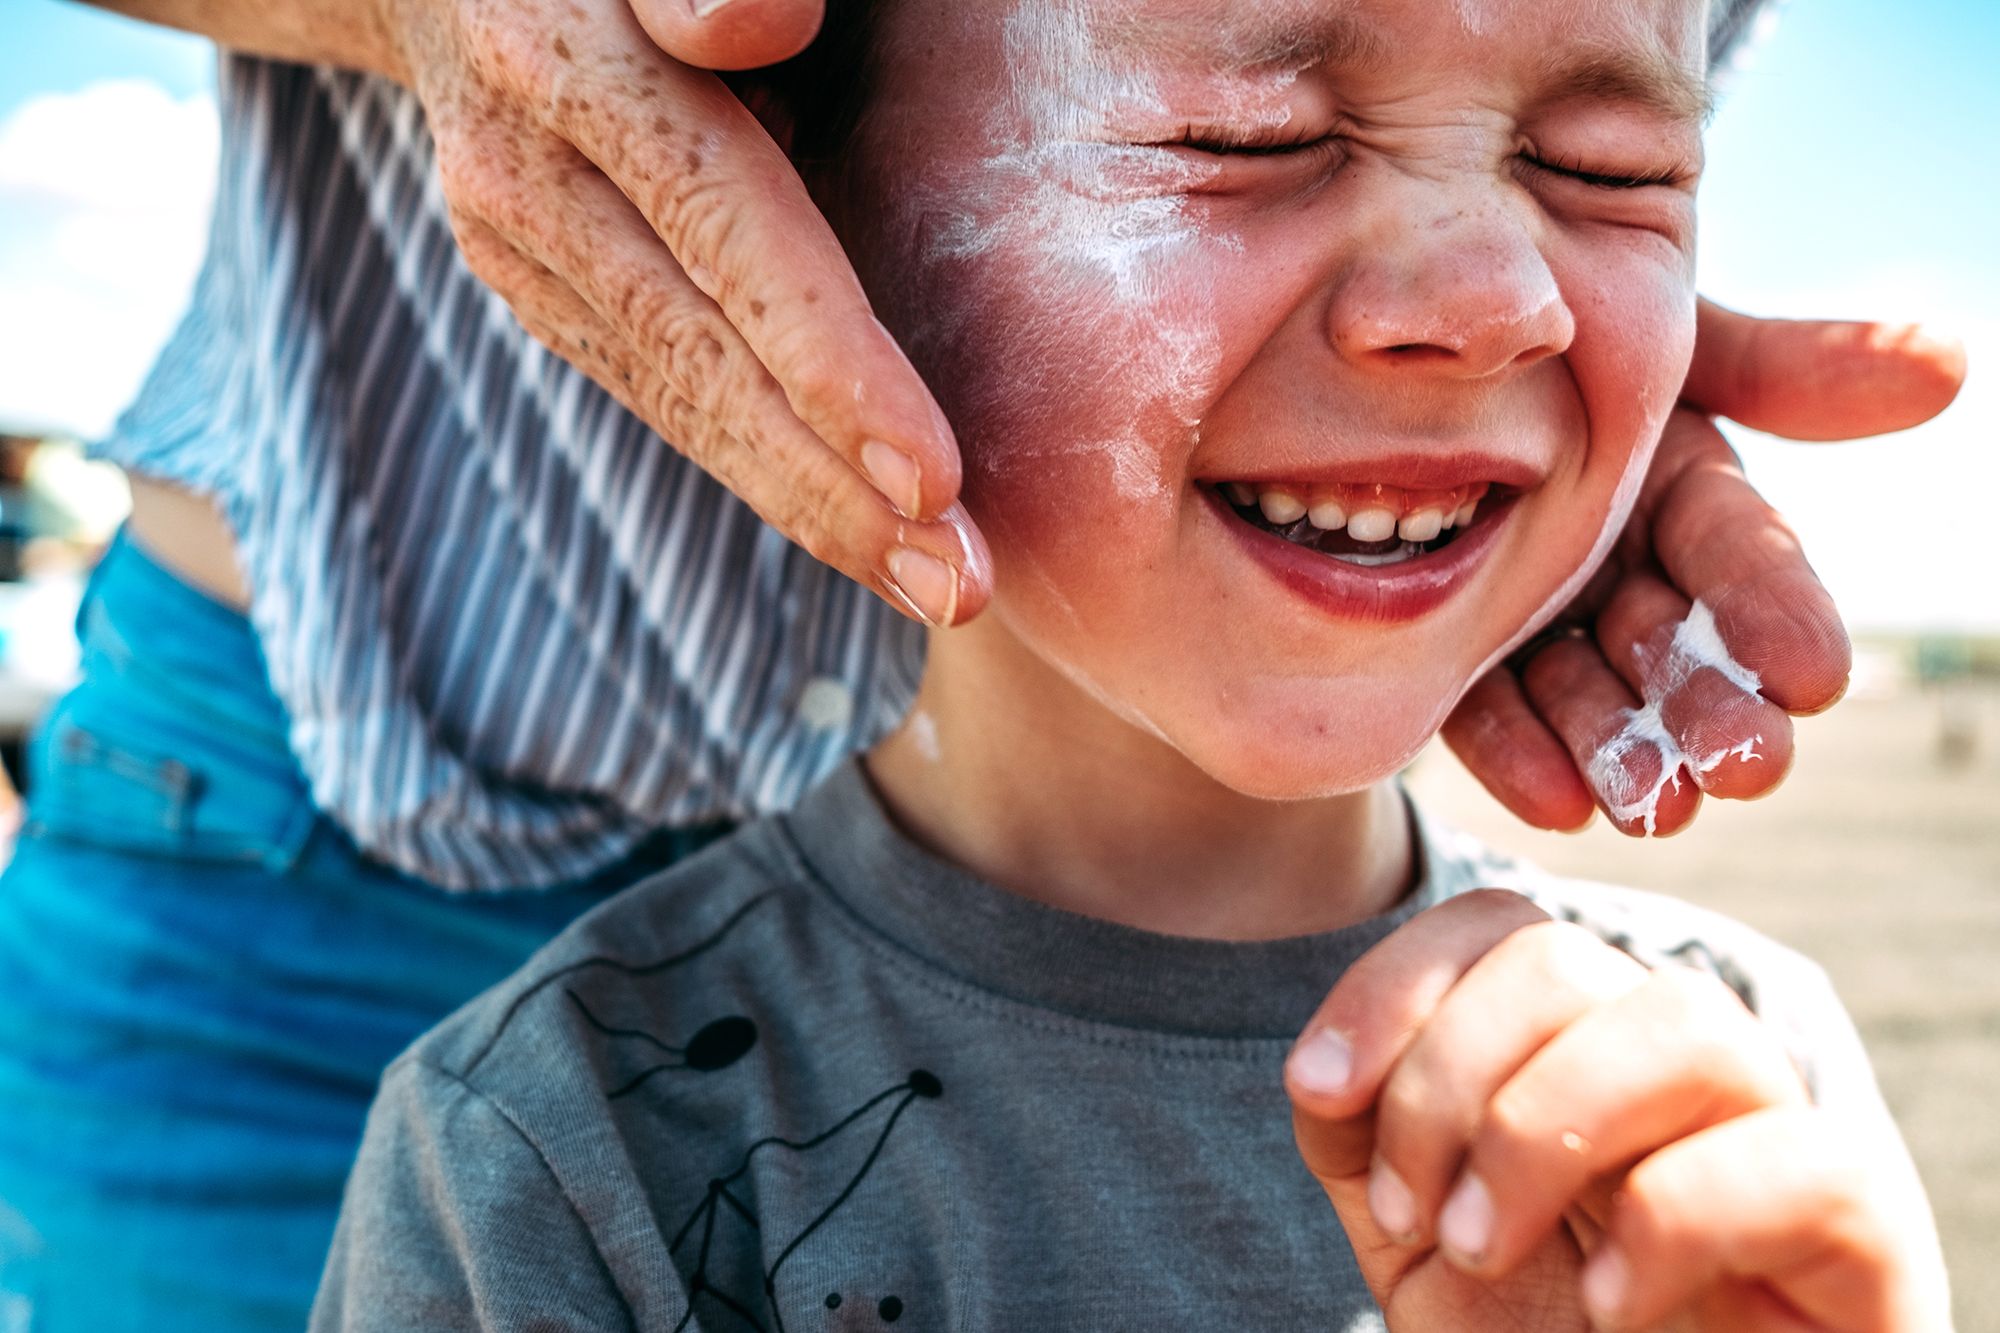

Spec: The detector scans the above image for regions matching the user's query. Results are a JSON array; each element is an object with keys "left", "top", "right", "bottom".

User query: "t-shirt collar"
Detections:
[{"left": 778, "top": 758, "right": 1475, "bottom": 1042}]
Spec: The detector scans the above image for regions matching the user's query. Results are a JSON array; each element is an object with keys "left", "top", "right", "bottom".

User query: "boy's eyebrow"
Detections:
[
  {"left": 1100, "top": 7, "right": 1396, "bottom": 75},
  {"left": 1537, "top": 45, "right": 1715, "bottom": 124},
  {"left": 1099, "top": 7, "right": 1711, "bottom": 124}
]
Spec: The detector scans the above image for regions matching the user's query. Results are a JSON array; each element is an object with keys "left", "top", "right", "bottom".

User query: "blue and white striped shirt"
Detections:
[{"left": 97, "top": 1, "right": 1771, "bottom": 890}]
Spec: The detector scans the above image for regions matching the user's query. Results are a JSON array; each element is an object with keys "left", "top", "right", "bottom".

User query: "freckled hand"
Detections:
[
  {"left": 370, "top": 0, "right": 992, "bottom": 630},
  {"left": 1443, "top": 299, "right": 1965, "bottom": 836}
]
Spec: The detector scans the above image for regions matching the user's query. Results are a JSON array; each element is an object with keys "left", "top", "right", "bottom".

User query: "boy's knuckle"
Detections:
[
  {"left": 1376, "top": 1067, "right": 1450, "bottom": 1149},
  {"left": 1647, "top": 962, "right": 1747, "bottom": 1028},
  {"left": 1612, "top": 1169, "right": 1696, "bottom": 1259},
  {"left": 1513, "top": 919, "right": 1624, "bottom": 988},
  {"left": 1449, "top": 887, "right": 1544, "bottom": 926},
  {"left": 1478, "top": 1086, "right": 1546, "bottom": 1164}
]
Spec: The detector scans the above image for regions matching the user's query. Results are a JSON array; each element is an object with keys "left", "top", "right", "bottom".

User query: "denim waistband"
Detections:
[{"left": 23, "top": 529, "right": 317, "bottom": 871}]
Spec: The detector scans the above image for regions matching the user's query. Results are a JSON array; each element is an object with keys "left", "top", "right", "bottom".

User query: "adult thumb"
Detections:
[
  {"left": 1682, "top": 298, "right": 1966, "bottom": 441},
  {"left": 626, "top": 0, "right": 826, "bottom": 72}
]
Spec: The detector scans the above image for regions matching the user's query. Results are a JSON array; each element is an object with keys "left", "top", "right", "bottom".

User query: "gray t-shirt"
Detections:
[{"left": 313, "top": 761, "right": 1908, "bottom": 1332}]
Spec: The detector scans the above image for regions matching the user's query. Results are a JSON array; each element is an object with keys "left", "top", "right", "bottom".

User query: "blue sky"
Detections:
[{"left": 1, "top": 0, "right": 1995, "bottom": 629}]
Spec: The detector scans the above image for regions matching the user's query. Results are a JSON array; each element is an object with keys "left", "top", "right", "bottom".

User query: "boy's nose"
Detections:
[{"left": 1326, "top": 206, "right": 1576, "bottom": 380}]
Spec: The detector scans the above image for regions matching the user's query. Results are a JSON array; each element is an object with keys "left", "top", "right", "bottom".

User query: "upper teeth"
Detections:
[
  {"left": 1307, "top": 500, "right": 1347, "bottom": 530},
  {"left": 1346, "top": 508, "right": 1398, "bottom": 542},
  {"left": 1258, "top": 490, "right": 1308, "bottom": 525},
  {"left": 1225, "top": 480, "right": 1492, "bottom": 540},
  {"left": 1398, "top": 509, "right": 1444, "bottom": 542}
]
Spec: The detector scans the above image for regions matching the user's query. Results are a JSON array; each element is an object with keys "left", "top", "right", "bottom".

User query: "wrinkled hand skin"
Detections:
[
  {"left": 369, "top": 0, "right": 991, "bottom": 628},
  {"left": 1445, "top": 302, "right": 1966, "bottom": 836},
  {"left": 1286, "top": 890, "right": 1950, "bottom": 1332}
]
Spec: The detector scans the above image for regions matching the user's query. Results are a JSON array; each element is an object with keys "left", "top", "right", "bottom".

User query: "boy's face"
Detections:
[{"left": 839, "top": 0, "right": 1708, "bottom": 798}]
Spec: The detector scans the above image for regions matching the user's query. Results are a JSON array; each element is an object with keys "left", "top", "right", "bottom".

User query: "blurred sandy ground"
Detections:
[{"left": 1407, "top": 646, "right": 2000, "bottom": 1329}]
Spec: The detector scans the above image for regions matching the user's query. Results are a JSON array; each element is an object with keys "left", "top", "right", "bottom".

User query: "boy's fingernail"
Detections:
[
  {"left": 1438, "top": 1172, "right": 1494, "bottom": 1267},
  {"left": 1286, "top": 1029, "right": 1351, "bottom": 1097},
  {"left": 862, "top": 440, "right": 923, "bottom": 519},
  {"left": 1367, "top": 1158, "right": 1418, "bottom": 1242},
  {"left": 885, "top": 547, "right": 959, "bottom": 628},
  {"left": 1582, "top": 1244, "right": 1630, "bottom": 1325}
]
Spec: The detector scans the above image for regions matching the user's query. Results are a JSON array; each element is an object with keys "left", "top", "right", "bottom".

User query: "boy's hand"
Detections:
[
  {"left": 1445, "top": 302, "right": 1967, "bottom": 836},
  {"left": 1284, "top": 890, "right": 1946, "bottom": 1331}
]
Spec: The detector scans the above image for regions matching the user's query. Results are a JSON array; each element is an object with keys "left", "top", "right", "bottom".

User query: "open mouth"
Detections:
[{"left": 1207, "top": 479, "right": 1503, "bottom": 567}]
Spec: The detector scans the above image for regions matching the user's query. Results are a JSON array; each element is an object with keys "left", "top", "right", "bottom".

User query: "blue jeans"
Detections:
[{"left": 0, "top": 531, "right": 728, "bottom": 1332}]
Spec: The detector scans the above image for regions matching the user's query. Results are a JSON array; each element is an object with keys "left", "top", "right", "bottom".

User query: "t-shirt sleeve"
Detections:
[{"left": 311, "top": 1057, "right": 636, "bottom": 1333}]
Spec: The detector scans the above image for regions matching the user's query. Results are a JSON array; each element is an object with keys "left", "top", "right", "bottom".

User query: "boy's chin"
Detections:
[{"left": 1175, "top": 725, "right": 1432, "bottom": 805}]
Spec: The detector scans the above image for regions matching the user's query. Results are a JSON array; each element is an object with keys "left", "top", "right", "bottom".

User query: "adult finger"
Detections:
[
  {"left": 1285, "top": 890, "right": 1552, "bottom": 1184},
  {"left": 541, "top": 23, "right": 966, "bottom": 524},
  {"left": 1441, "top": 668, "right": 1597, "bottom": 833},
  {"left": 1642, "top": 417, "right": 1852, "bottom": 714},
  {"left": 1368, "top": 921, "right": 1647, "bottom": 1245},
  {"left": 1684, "top": 299, "right": 1966, "bottom": 440},
  {"left": 625, "top": 0, "right": 825, "bottom": 72},
  {"left": 451, "top": 113, "right": 991, "bottom": 623},
  {"left": 1584, "top": 1107, "right": 1941, "bottom": 1332},
  {"left": 453, "top": 212, "right": 987, "bottom": 626},
  {"left": 1592, "top": 572, "right": 1794, "bottom": 801},
  {"left": 1520, "top": 638, "right": 1702, "bottom": 837},
  {"left": 1436, "top": 966, "right": 1807, "bottom": 1281}
]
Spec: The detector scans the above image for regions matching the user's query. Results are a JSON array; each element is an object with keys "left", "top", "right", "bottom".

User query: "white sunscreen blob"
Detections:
[
  {"left": 910, "top": 0, "right": 1296, "bottom": 504},
  {"left": 1586, "top": 599, "right": 1763, "bottom": 834}
]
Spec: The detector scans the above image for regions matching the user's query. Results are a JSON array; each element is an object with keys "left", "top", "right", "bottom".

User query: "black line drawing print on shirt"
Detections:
[
  {"left": 661, "top": 1069, "right": 945, "bottom": 1333},
  {"left": 495, "top": 891, "right": 944, "bottom": 1331}
]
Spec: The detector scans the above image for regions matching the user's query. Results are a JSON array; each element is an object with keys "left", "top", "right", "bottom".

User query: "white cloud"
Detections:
[
  {"left": 0, "top": 78, "right": 218, "bottom": 438},
  {"left": 0, "top": 77, "right": 218, "bottom": 212}
]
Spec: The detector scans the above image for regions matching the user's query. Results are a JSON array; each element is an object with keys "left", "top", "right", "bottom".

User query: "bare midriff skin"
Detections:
[{"left": 125, "top": 475, "right": 252, "bottom": 610}]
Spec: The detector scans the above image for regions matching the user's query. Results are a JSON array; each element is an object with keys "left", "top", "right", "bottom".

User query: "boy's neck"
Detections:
[{"left": 866, "top": 616, "right": 1416, "bottom": 941}]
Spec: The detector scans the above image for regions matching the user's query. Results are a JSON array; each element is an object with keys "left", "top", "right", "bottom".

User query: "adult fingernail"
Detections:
[
  {"left": 886, "top": 547, "right": 959, "bottom": 628},
  {"left": 1367, "top": 1158, "right": 1418, "bottom": 1242},
  {"left": 1582, "top": 1244, "right": 1630, "bottom": 1325},
  {"left": 1438, "top": 1173, "right": 1494, "bottom": 1267},
  {"left": 1286, "top": 1029, "right": 1351, "bottom": 1098},
  {"left": 862, "top": 440, "right": 923, "bottom": 519}
]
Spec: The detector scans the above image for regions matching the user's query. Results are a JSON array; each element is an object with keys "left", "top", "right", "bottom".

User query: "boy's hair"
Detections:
[{"left": 726, "top": 2, "right": 881, "bottom": 169}]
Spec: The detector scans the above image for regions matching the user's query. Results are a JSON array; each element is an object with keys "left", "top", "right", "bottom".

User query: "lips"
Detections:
[{"left": 1203, "top": 483, "right": 1518, "bottom": 624}]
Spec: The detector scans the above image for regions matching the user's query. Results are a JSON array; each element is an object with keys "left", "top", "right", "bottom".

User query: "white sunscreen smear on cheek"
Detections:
[
  {"left": 1451, "top": 0, "right": 1496, "bottom": 35},
  {"left": 1586, "top": 599, "right": 1763, "bottom": 835},
  {"left": 913, "top": 0, "right": 1295, "bottom": 505}
]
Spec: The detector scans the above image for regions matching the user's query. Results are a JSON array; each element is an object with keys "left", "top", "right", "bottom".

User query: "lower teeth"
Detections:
[{"left": 1329, "top": 544, "right": 1424, "bottom": 567}]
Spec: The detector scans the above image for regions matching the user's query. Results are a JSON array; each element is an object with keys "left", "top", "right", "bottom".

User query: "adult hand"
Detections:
[
  {"left": 1445, "top": 301, "right": 1966, "bottom": 836},
  {"left": 1285, "top": 890, "right": 1948, "bottom": 1331},
  {"left": 379, "top": 0, "right": 990, "bottom": 628}
]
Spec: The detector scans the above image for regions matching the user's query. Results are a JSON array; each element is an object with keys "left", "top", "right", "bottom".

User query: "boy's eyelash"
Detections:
[
  {"left": 1159, "top": 135, "right": 1687, "bottom": 191},
  {"left": 1520, "top": 152, "right": 1690, "bottom": 190},
  {"left": 1156, "top": 129, "right": 1340, "bottom": 159}
]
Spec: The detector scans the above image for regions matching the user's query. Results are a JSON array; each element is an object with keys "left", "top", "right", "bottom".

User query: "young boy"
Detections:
[{"left": 315, "top": 0, "right": 1948, "bottom": 1326}]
